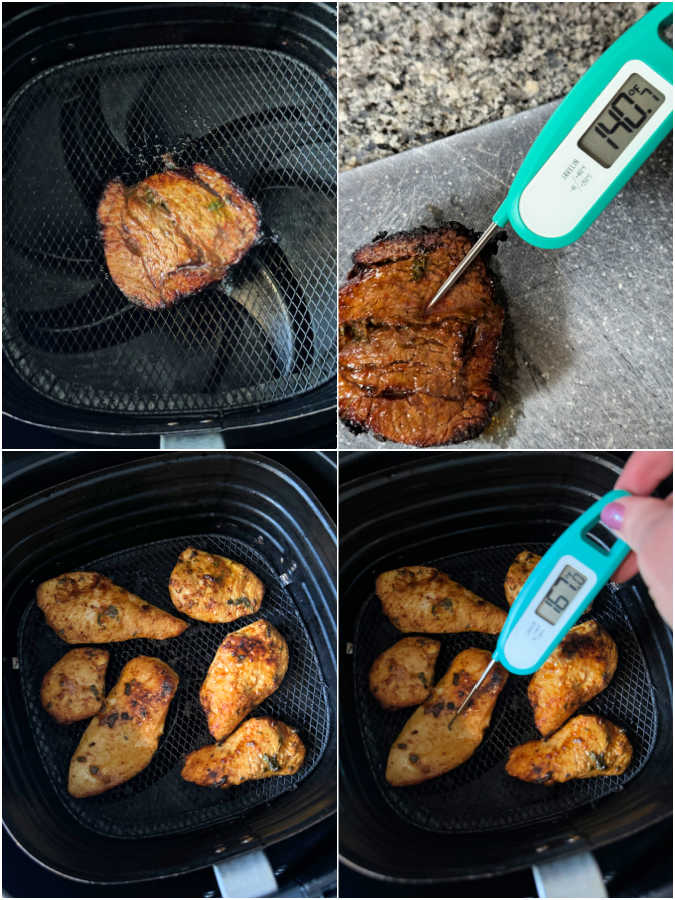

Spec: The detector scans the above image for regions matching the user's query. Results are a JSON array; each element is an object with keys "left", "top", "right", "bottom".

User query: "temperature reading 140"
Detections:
[
  {"left": 535, "top": 565, "right": 588, "bottom": 626},
  {"left": 578, "top": 72, "right": 665, "bottom": 168}
]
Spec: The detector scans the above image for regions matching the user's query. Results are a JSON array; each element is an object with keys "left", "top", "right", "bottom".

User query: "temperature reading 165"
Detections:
[
  {"left": 578, "top": 72, "right": 665, "bottom": 168},
  {"left": 535, "top": 564, "right": 588, "bottom": 626}
]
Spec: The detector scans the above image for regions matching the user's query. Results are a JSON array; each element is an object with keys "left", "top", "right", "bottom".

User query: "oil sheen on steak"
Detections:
[
  {"left": 339, "top": 224, "right": 503, "bottom": 446},
  {"left": 97, "top": 163, "right": 260, "bottom": 309}
]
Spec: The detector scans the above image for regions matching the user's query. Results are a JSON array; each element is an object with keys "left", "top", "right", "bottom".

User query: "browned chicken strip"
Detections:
[
  {"left": 528, "top": 619, "right": 618, "bottom": 736},
  {"left": 369, "top": 637, "right": 441, "bottom": 709},
  {"left": 386, "top": 648, "right": 508, "bottom": 786},
  {"left": 506, "top": 714, "right": 633, "bottom": 785},
  {"left": 41, "top": 648, "right": 109, "bottom": 724},
  {"left": 504, "top": 550, "right": 541, "bottom": 606},
  {"left": 182, "top": 716, "right": 305, "bottom": 788},
  {"left": 68, "top": 656, "right": 179, "bottom": 797},
  {"left": 37, "top": 572, "right": 188, "bottom": 643},
  {"left": 200, "top": 619, "right": 289, "bottom": 741},
  {"left": 169, "top": 547, "right": 264, "bottom": 623},
  {"left": 376, "top": 566, "right": 506, "bottom": 634}
]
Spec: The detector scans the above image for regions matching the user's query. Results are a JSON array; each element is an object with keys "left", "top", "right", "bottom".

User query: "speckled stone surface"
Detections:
[
  {"left": 339, "top": 1, "right": 652, "bottom": 170},
  {"left": 338, "top": 102, "right": 673, "bottom": 450}
]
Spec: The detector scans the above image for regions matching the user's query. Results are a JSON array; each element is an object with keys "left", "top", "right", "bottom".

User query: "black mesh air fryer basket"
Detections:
[
  {"left": 339, "top": 451, "right": 672, "bottom": 882},
  {"left": 3, "top": 452, "right": 336, "bottom": 883},
  {"left": 2, "top": 3, "right": 336, "bottom": 436}
]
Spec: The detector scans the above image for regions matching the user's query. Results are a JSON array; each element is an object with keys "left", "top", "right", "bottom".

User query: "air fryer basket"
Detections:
[
  {"left": 354, "top": 543, "right": 656, "bottom": 834},
  {"left": 3, "top": 26, "right": 336, "bottom": 432},
  {"left": 339, "top": 451, "right": 672, "bottom": 882},
  {"left": 18, "top": 533, "right": 330, "bottom": 839},
  {"left": 4, "top": 453, "right": 337, "bottom": 883}
]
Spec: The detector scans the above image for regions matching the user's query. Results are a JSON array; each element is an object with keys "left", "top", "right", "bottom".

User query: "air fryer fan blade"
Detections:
[{"left": 3, "top": 46, "right": 336, "bottom": 418}]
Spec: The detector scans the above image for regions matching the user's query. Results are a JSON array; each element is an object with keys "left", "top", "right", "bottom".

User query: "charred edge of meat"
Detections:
[
  {"left": 345, "top": 220, "right": 506, "bottom": 279},
  {"left": 339, "top": 408, "right": 498, "bottom": 446}
]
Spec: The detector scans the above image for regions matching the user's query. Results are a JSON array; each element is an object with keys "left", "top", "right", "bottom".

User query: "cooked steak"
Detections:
[
  {"left": 98, "top": 163, "right": 260, "bottom": 309},
  {"left": 339, "top": 224, "right": 504, "bottom": 446}
]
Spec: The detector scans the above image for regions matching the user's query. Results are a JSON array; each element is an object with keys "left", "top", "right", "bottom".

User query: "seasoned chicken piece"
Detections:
[
  {"left": 376, "top": 566, "right": 506, "bottom": 634},
  {"left": 169, "top": 547, "right": 264, "bottom": 623},
  {"left": 506, "top": 714, "right": 633, "bottom": 785},
  {"left": 528, "top": 620, "right": 618, "bottom": 736},
  {"left": 369, "top": 637, "right": 441, "bottom": 709},
  {"left": 37, "top": 572, "right": 188, "bottom": 643},
  {"left": 182, "top": 717, "right": 305, "bottom": 788},
  {"left": 41, "top": 648, "right": 109, "bottom": 724},
  {"left": 68, "top": 656, "right": 179, "bottom": 797},
  {"left": 504, "top": 550, "right": 541, "bottom": 606},
  {"left": 386, "top": 648, "right": 508, "bottom": 786},
  {"left": 200, "top": 619, "right": 289, "bottom": 741}
]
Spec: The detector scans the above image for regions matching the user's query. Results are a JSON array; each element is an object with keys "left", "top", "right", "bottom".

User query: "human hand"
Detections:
[{"left": 600, "top": 451, "right": 673, "bottom": 627}]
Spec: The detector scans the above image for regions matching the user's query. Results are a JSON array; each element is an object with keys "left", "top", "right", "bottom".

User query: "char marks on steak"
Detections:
[
  {"left": 338, "top": 224, "right": 504, "bottom": 446},
  {"left": 98, "top": 163, "right": 260, "bottom": 309}
]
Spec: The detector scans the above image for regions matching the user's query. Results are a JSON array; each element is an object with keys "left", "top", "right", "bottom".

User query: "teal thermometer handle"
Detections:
[
  {"left": 494, "top": 2, "right": 673, "bottom": 248},
  {"left": 494, "top": 490, "right": 631, "bottom": 675}
]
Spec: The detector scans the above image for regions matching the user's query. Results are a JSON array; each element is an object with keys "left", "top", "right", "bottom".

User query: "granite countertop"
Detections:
[{"left": 339, "top": 1, "right": 652, "bottom": 170}]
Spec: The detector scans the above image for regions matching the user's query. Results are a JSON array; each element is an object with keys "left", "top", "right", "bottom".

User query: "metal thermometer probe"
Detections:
[
  {"left": 427, "top": 3, "right": 673, "bottom": 311},
  {"left": 446, "top": 490, "right": 631, "bottom": 730}
]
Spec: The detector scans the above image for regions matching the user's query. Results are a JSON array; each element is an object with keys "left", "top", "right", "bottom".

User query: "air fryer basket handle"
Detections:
[
  {"left": 212, "top": 848, "right": 277, "bottom": 897},
  {"left": 160, "top": 430, "right": 226, "bottom": 449},
  {"left": 532, "top": 850, "right": 607, "bottom": 898}
]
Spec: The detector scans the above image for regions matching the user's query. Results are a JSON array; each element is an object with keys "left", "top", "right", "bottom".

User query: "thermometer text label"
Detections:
[
  {"left": 535, "top": 564, "right": 588, "bottom": 626},
  {"left": 578, "top": 72, "right": 665, "bottom": 168}
]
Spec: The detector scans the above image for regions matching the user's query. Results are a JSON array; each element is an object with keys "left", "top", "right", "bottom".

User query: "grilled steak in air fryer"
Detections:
[
  {"left": 339, "top": 224, "right": 504, "bottom": 446},
  {"left": 98, "top": 163, "right": 260, "bottom": 309}
]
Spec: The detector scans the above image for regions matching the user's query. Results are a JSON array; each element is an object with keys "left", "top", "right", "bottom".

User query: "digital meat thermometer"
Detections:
[
  {"left": 449, "top": 491, "right": 631, "bottom": 724},
  {"left": 427, "top": 2, "right": 673, "bottom": 311}
]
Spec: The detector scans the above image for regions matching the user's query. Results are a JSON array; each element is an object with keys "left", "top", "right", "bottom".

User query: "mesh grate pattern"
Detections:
[
  {"left": 353, "top": 543, "right": 658, "bottom": 833},
  {"left": 3, "top": 45, "right": 336, "bottom": 417},
  {"left": 18, "top": 533, "right": 330, "bottom": 838}
]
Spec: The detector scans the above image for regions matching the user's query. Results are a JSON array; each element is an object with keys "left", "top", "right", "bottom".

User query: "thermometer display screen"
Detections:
[
  {"left": 535, "top": 564, "right": 588, "bottom": 625},
  {"left": 578, "top": 73, "right": 665, "bottom": 169}
]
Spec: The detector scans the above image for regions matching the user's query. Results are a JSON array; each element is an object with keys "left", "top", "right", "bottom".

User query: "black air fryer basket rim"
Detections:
[
  {"left": 338, "top": 451, "right": 672, "bottom": 882},
  {"left": 3, "top": 451, "right": 336, "bottom": 883},
  {"left": 2, "top": 3, "right": 337, "bottom": 436}
]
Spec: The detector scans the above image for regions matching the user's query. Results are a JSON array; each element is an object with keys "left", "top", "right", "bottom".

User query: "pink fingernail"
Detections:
[{"left": 601, "top": 501, "right": 625, "bottom": 530}]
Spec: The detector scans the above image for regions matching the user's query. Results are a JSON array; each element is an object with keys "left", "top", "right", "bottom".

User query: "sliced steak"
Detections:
[
  {"left": 338, "top": 223, "right": 503, "bottom": 446},
  {"left": 98, "top": 163, "right": 260, "bottom": 309}
]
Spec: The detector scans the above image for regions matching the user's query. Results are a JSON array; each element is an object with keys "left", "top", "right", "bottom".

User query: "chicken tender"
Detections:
[
  {"left": 506, "top": 714, "right": 633, "bottom": 785},
  {"left": 504, "top": 550, "right": 541, "bottom": 606},
  {"left": 68, "top": 656, "right": 179, "bottom": 797},
  {"left": 528, "top": 620, "right": 618, "bottom": 736},
  {"left": 386, "top": 648, "right": 508, "bottom": 786},
  {"left": 37, "top": 572, "right": 188, "bottom": 643},
  {"left": 369, "top": 637, "right": 441, "bottom": 709},
  {"left": 377, "top": 566, "right": 506, "bottom": 634},
  {"left": 200, "top": 619, "right": 288, "bottom": 741},
  {"left": 182, "top": 716, "right": 305, "bottom": 788},
  {"left": 41, "top": 648, "right": 109, "bottom": 724},
  {"left": 169, "top": 547, "right": 264, "bottom": 623}
]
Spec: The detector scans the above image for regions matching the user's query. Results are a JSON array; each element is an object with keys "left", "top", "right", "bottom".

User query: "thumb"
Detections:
[{"left": 601, "top": 496, "right": 673, "bottom": 626}]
